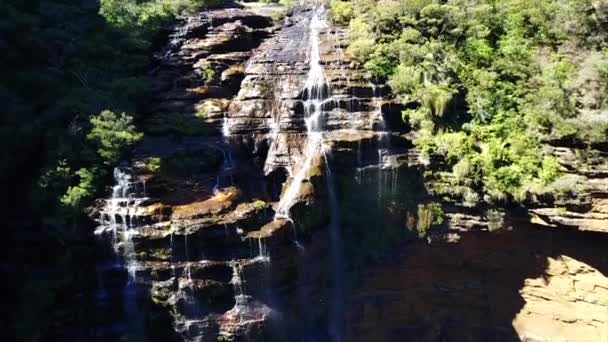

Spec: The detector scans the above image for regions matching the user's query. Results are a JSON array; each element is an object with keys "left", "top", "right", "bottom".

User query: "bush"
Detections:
[
  {"left": 347, "top": 18, "right": 375, "bottom": 62},
  {"left": 199, "top": 61, "right": 216, "bottom": 84},
  {"left": 253, "top": 200, "right": 268, "bottom": 210},
  {"left": 330, "top": 0, "right": 354, "bottom": 25},
  {"left": 415, "top": 202, "right": 444, "bottom": 237},
  {"left": 345, "top": 0, "right": 607, "bottom": 204},
  {"left": 87, "top": 110, "right": 143, "bottom": 165},
  {"left": 141, "top": 157, "right": 162, "bottom": 173},
  {"left": 486, "top": 209, "right": 505, "bottom": 232}
]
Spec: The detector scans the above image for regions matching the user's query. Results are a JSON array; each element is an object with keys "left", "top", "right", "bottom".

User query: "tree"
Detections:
[{"left": 87, "top": 110, "right": 143, "bottom": 165}]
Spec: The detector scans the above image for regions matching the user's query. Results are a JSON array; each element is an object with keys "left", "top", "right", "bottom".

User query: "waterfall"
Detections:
[
  {"left": 161, "top": 16, "right": 193, "bottom": 60},
  {"left": 324, "top": 153, "right": 344, "bottom": 342},
  {"left": 205, "top": 143, "right": 234, "bottom": 194},
  {"left": 254, "top": 237, "right": 270, "bottom": 263},
  {"left": 275, "top": 8, "right": 330, "bottom": 219},
  {"left": 371, "top": 84, "right": 397, "bottom": 204},
  {"left": 270, "top": 8, "right": 346, "bottom": 341},
  {"left": 185, "top": 262, "right": 192, "bottom": 282},
  {"left": 230, "top": 261, "right": 244, "bottom": 297},
  {"left": 96, "top": 167, "right": 148, "bottom": 281},
  {"left": 370, "top": 83, "right": 386, "bottom": 132},
  {"left": 222, "top": 113, "right": 231, "bottom": 137},
  {"left": 228, "top": 260, "right": 250, "bottom": 319},
  {"left": 95, "top": 167, "right": 147, "bottom": 340}
]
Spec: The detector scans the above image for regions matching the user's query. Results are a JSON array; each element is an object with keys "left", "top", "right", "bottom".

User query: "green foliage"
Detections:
[
  {"left": 253, "top": 200, "right": 268, "bottom": 210},
  {"left": 345, "top": 0, "right": 608, "bottom": 203},
  {"left": 60, "top": 168, "right": 98, "bottom": 210},
  {"left": 142, "top": 157, "right": 162, "bottom": 173},
  {"left": 414, "top": 202, "right": 444, "bottom": 237},
  {"left": 435, "top": 132, "right": 474, "bottom": 163},
  {"left": 539, "top": 156, "right": 561, "bottom": 185},
  {"left": 330, "top": 0, "right": 354, "bottom": 25},
  {"left": 88, "top": 110, "right": 143, "bottom": 165},
  {"left": 486, "top": 209, "right": 505, "bottom": 232},
  {"left": 2, "top": 0, "right": 222, "bottom": 223},
  {"left": 271, "top": 9, "right": 287, "bottom": 23},
  {"left": 100, "top": 0, "right": 225, "bottom": 31},
  {"left": 4, "top": 0, "right": 228, "bottom": 340},
  {"left": 279, "top": 0, "right": 298, "bottom": 6},
  {"left": 346, "top": 18, "right": 375, "bottom": 62},
  {"left": 199, "top": 61, "right": 216, "bottom": 84}
]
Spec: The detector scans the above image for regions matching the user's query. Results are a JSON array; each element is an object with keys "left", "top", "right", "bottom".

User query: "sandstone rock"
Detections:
[{"left": 95, "top": 4, "right": 608, "bottom": 342}]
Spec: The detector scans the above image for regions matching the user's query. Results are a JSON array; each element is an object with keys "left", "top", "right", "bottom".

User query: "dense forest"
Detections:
[
  {"left": 6, "top": 0, "right": 606, "bottom": 233},
  {"left": 2, "top": 0, "right": 221, "bottom": 340},
  {"left": 331, "top": 0, "right": 608, "bottom": 204},
  {"left": 2, "top": 0, "right": 230, "bottom": 230},
  {"left": 3, "top": 0, "right": 608, "bottom": 341}
]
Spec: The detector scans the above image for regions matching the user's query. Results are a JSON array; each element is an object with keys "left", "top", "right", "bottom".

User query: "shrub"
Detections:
[
  {"left": 539, "top": 156, "right": 561, "bottom": 185},
  {"left": 415, "top": 202, "right": 444, "bottom": 237},
  {"left": 462, "top": 187, "right": 480, "bottom": 207},
  {"left": 486, "top": 209, "right": 505, "bottom": 232},
  {"left": 344, "top": 0, "right": 608, "bottom": 204},
  {"left": 199, "top": 61, "right": 216, "bottom": 84},
  {"left": 435, "top": 132, "right": 473, "bottom": 163},
  {"left": 347, "top": 18, "right": 375, "bottom": 62},
  {"left": 87, "top": 110, "right": 143, "bottom": 165},
  {"left": 141, "top": 157, "right": 161, "bottom": 173},
  {"left": 330, "top": 0, "right": 354, "bottom": 25},
  {"left": 60, "top": 168, "right": 98, "bottom": 210},
  {"left": 253, "top": 200, "right": 268, "bottom": 210}
]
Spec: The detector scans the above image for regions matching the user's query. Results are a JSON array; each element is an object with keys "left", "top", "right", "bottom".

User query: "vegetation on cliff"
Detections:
[
  {"left": 1, "top": 1, "right": 223, "bottom": 340},
  {"left": 2, "top": 0, "right": 225, "bottom": 227},
  {"left": 332, "top": 0, "right": 608, "bottom": 203}
]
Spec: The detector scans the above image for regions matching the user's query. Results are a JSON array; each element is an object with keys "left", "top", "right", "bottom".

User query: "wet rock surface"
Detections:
[{"left": 93, "top": 4, "right": 608, "bottom": 342}]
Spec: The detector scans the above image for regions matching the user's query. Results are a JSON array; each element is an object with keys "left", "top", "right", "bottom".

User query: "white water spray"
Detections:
[
  {"left": 96, "top": 167, "right": 148, "bottom": 281},
  {"left": 275, "top": 9, "right": 330, "bottom": 219}
]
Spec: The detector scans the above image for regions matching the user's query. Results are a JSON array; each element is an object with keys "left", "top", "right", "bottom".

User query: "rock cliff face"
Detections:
[
  {"left": 94, "top": 4, "right": 608, "bottom": 342},
  {"left": 346, "top": 228, "right": 608, "bottom": 342}
]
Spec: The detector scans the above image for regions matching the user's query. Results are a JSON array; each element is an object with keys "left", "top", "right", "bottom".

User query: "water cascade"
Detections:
[
  {"left": 370, "top": 83, "right": 401, "bottom": 203},
  {"left": 324, "top": 152, "right": 344, "bottom": 342},
  {"left": 270, "top": 7, "right": 346, "bottom": 341},
  {"left": 96, "top": 167, "right": 148, "bottom": 280},
  {"left": 222, "top": 113, "right": 231, "bottom": 137},
  {"left": 160, "top": 16, "right": 194, "bottom": 61},
  {"left": 95, "top": 167, "right": 148, "bottom": 339},
  {"left": 254, "top": 237, "right": 270, "bottom": 263},
  {"left": 275, "top": 8, "right": 330, "bottom": 219},
  {"left": 210, "top": 144, "right": 234, "bottom": 194}
]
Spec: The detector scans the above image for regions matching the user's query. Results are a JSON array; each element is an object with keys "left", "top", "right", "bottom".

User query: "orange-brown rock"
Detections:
[
  {"left": 171, "top": 187, "right": 241, "bottom": 220},
  {"left": 346, "top": 227, "right": 608, "bottom": 342}
]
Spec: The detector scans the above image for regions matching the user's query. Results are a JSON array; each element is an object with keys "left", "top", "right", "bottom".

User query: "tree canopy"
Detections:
[{"left": 332, "top": 0, "right": 608, "bottom": 203}]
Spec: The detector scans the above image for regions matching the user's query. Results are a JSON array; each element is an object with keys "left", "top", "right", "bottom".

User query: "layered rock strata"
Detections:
[{"left": 93, "top": 4, "right": 608, "bottom": 342}]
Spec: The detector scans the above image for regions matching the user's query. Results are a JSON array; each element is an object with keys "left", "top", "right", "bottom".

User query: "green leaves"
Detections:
[
  {"left": 60, "top": 168, "right": 97, "bottom": 210},
  {"left": 342, "top": 0, "right": 608, "bottom": 203},
  {"left": 87, "top": 110, "right": 143, "bottom": 165},
  {"left": 330, "top": 0, "right": 354, "bottom": 25}
]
